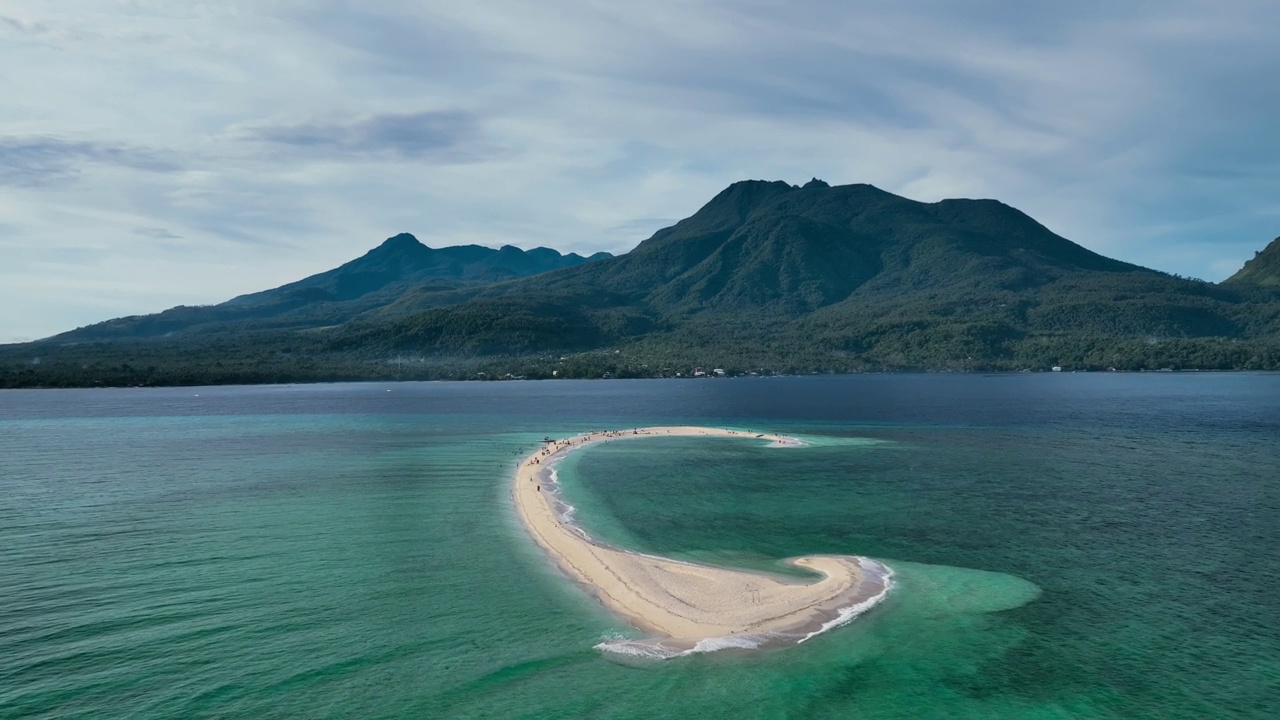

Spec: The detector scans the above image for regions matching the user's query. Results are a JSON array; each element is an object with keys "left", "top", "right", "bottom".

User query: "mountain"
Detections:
[
  {"left": 1225, "top": 237, "right": 1280, "bottom": 287},
  {"left": 349, "top": 180, "right": 1260, "bottom": 354},
  {"left": 397, "top": 179, "right": 1150, "bottom": 316},
  {"left": 48, "top": 234, "right": 611, "bottom": 342},
  {"left": 228, "top": 234, "right": 611, "bottom": 306},
  {"left": 4, "top": 180, "right": 1279, "bottom": 386},
  {"left": 373, "top": 180, "right": 1140, "bottom": 323}
]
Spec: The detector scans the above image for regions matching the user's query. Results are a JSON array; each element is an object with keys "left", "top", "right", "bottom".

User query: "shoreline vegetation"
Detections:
[
  {"left": 511, "top": 426, "right": 893, "bottom": 658},
  {"left": 2, "top": 360, "right": 1277, "bottom": 390}
]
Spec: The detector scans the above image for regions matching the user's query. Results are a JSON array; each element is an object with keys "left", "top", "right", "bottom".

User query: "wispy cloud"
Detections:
[
  {"left": 133, "top": 227, "right": 183, "bottom": 241},
  {"left": 0, "top": 136, "right": 178, "bottom": 187},
  {"left": 0, "top": 15, "right": 48, "bottom": 36},
  {"left": 246, "top": 111, "right": 496, "bottom": 162}
]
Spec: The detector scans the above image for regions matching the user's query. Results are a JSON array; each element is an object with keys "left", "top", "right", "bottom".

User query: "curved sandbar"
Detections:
[{"left": 512, "top": 426, "right": 892, "bottom": 657}]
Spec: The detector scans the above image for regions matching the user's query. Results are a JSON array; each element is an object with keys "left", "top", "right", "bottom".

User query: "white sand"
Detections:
[{"left": 512, "top": 426, "right": 885, "bottom": 650}]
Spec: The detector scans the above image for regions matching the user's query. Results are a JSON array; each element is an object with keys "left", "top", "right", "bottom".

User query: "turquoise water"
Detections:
[{"left": 1, "top": 376, "right": 1277, "bottom": 718}]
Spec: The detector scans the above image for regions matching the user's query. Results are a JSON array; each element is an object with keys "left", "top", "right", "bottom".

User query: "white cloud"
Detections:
[{"left": 1, "top": 0, "right": 1278, "bottom": 341}]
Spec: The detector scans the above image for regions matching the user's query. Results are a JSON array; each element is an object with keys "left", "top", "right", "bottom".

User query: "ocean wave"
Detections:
[
  {"left": 593, "top": 639, "right": 679, "bottom": 660},
  {"left": 542, "top": 465, "right": 593, "bottom": 541},
  {"left": 595, "top": 632, "right": 773, "bottom": 660},
  {"left": 798, "top": 559, "right": 895, "bottom": 644}
]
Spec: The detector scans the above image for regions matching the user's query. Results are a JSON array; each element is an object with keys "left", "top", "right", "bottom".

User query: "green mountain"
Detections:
[
  {"left": 49, "top": 235, "right": 611, "bottom": 341},
  {"left": 4, "top": 180, "right": 1279, "bottom": 386},
  {"left": 340, "top": 180, "right": 1272, "bottom": 358},
  {"left": 1225, "top": 237, "right": 1280, "bottom": 287}
]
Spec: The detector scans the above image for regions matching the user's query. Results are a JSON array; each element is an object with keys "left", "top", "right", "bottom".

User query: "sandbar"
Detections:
[{"left": 511, "top": 426, "right": 892, "bottom": 657}]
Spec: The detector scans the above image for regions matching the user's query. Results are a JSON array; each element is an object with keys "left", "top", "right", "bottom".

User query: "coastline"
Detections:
[
  {"left": 511, "top": 426, "right": 892, "bottom": 658},
  {"left": 5, "top": 367, "right": 1265, "bottom": 392}
]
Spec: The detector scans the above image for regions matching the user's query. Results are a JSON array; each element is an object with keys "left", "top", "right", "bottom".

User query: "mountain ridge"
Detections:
[
  {"left": 385, "top": 179, "right": 1153, "bottom": 320},
  {"left": 4, "top": 179, "right": 1278, "bottom": 386},
  {"left": 320, "top": 180, "right": 1275, "bottom": 368},
  {"left": 48, "top": 234, "right": 612, "bottom": 342}
]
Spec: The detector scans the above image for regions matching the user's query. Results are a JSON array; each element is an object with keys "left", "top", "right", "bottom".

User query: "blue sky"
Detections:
[{"left": 2, "top": 0, "right": 1278, "bottom": 342}]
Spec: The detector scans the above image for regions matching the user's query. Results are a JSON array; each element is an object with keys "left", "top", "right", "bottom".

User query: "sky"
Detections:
[{"left": 2, "top": 0, "right": 1279, "bottom": 342}]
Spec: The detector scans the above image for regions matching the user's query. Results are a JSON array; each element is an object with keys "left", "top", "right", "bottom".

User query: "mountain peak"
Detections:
[
  {"left": 710, "top": 179, "right": 797, "bottom": 200},
  {"left": 378, "top": 233, "right": 426, "bottom": 251},
  {"left": 677, "top": 180, "right": 797, "bottom": 235}
]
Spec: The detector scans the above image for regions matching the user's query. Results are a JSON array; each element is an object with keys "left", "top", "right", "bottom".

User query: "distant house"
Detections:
[
  {"left": 712, "top": 368, "right": 726, "bottom": 377},
  {"left": 693, "top": 367, "right": 706, "bottom": 377}
]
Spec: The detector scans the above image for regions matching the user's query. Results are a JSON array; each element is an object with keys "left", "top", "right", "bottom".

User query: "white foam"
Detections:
[
  {"left": 594, "top": 640, "right": 679, "bottom": 660},
  {"left": 798, "top": 559, "right": 895, "bottom": 644},
  {"left": 687, "top": 633, "right": 770, "bottom": 653},
  {"left": 595, "top": 632, "right": 771, "bottom": 660},
  {"left": 796, "top": 592, "right": 886, "bottom": 644}
]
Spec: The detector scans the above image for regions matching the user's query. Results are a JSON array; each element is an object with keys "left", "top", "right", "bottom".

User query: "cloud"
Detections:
[
  {"left": 246, "top": 111, "right": 495, "bottom": 162},
  {"left": 0, "top": 136, "right": 178, "bottom": 187},
  {"left": 2, "top": 0, "right": 1280, "bottom": 341},
  {"left": 133, "top": 227, "right": 183, "bottom": 241},
  {"left": 0, "top": 15, "right": 47, "bottom": 35}
]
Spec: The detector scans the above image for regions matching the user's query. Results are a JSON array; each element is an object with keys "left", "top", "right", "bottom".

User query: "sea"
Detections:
[{"left": 0, "top": 374, "right": 1277, "bottom": 719}]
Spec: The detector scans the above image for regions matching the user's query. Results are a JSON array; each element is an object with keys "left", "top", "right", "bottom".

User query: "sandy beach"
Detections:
[{"left": 511, "top": 426, "right": 891, "bottom": 655}]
